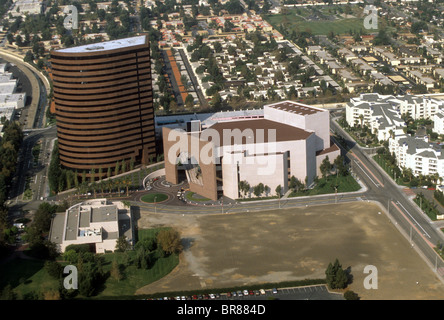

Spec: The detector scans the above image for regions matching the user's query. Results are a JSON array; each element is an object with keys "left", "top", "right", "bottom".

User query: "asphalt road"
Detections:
[
  {"left": 330, "top": 118, "right": 444, "bottom": 281},
  {"left": 178, "top": 48, "right": 208, "bottom": 107},
  {"left": 8, "top": 126, "right": 57, "bottom": 212}
]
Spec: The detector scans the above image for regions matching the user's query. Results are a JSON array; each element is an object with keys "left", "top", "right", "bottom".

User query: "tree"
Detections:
[
  {"left": 157, "top": 228, "right": 182, "bottom": 255},
  {"left": 15, "top": 34, "right": 23, "bottom": 46},
  {"left": 6, "top": 33, "right": 13, "bottom": 44},
  {"left": 344, "top": 290, "right": 359, "bottom": 300},
  {"left": 44, "top": 261, "right": 63, "bottom": 279},
  {"left": 275, "top": 185, "right": 282, "bottom": 198},
  {"left": 135, "top": 247, "right": 151, "bottom": 269},
  {"left": 110, "top": 259, "right": 123, "bottom": 281},
  {"left": 325, "top": 258, "right": 349, "bottom": 290},
  {"left": 115, "top": 235, "right": 130, "bottom": 252},
  {"left": 320, "top": 156, "right": 332, "bottom": 179},
  {"left": 334, "top": 155, "right": 347, "bottom": 176},
  {"left": 239, "top": 180, "right": 250, "bottom": 198},
  {"left": 185, "top": 94, "right": 194, "bottom": 109},
  {"left": 253, "top": 183, "right": 265, "bottom": 197},
  {"left": 289, "top": 176, "right": 303, "bottom": 192}
]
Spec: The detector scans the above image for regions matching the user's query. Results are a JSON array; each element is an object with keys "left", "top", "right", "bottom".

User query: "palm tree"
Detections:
[
  {"left": 106, "top": 179, "right": 113, "bottom": 195},
  {"left": 115, "top": 178, "right": 123, "bottom": 196},
  {"left": 97, "top": 179, "right": 105, "bottom": 197},
  {"left": 358, "top": 114, "right": 364, "bottom": 128},
  {"left": 123, "top": 178, "right": 131, "bottom": 197}
]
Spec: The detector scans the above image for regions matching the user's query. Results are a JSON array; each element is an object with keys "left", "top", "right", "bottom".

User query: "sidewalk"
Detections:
[{"left": 281, "top": 189, "right": 292, "bottom": 199}]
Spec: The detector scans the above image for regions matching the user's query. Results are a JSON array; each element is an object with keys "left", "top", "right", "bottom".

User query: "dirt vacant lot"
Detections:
[{"left": 135, "top": 201, "right": 444, "bottom": 300}]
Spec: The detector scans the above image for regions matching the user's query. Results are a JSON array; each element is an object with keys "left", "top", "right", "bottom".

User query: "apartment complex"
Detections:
[
  {"left": 346, "top": 93, "right": 444, "bottom": 141},
  {"left": 163, "top": 101, "right": 340, "bottom": 201},
  {"left": 389, "top": 135, "right": 444, "bottom": 178},
  {"left": 49, "top": 199, "right": 134, "bottom": 254},
  {"left": 51, "top": 35, "right": 156, "bottom": 178}
]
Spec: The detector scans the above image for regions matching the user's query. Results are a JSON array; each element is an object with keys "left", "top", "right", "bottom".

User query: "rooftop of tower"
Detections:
[{"left": 55, "top": 35, "right": 146, "bottom": 53}]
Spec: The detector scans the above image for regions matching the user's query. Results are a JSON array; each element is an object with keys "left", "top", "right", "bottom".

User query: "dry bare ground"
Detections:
[{"left": 135, "top": 202, "right": 444, "bottom": 300}]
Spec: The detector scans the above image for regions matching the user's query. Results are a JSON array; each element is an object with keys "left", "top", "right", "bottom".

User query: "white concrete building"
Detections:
[
  {"left": 434, "top": 110, "right": 444, "bottom": 135},
  {"left": 389, "top": 135, "right": 444, "bottom": 178},
  {"left": 163, "top": 100, "right": 341, "bottom": 201},
  {"left": 346, "top": 93, "right": 405, "bottom": 141},
  {"left": 49, "top": 199, "right": 134, "bottom": 254},
  {"left": 346, "top": 93, "right": 444, "bottom": 141}
]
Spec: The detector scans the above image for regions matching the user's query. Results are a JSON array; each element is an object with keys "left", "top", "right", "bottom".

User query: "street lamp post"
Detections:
[{"left": 334, "top": 186, "right": 338, "bottom": 204}]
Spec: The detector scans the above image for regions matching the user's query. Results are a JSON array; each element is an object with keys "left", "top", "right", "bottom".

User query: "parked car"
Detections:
[
  {"left": 227, "top": 292, "right": 232, "bottom": 298},
  {"left": 272, "top": 288, "right": 278, "bottom": 294},
  {"left": 243, "top": 290, "right": 249, "bottom": 296},
  {"left": 260, "top": 289, "right": 266, "bottom": 295}
]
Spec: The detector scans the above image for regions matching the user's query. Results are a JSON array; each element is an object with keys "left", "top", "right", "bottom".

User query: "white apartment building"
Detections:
[
  {"left": 434, "top": 110, "right": 444, "bottom": 135},
  {"left": 346, "top": 93, "right": 405, "bottom": 141},
  {"left": 346, "top": 93, "right": 444, "bottom": 141},
  {"left": 389, "top": 135, "right": 444, "bottom": 179}
]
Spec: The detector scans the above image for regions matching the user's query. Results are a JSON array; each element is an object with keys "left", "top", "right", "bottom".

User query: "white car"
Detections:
[
  {"left": 260, "top": 289, "right": 266, "bottom": 295},
  {"left": 209, "top": 293, "right": 215, "bottom": 299},
  {"left": 243, "top": 290, "right": 248, "bottom": 296}
]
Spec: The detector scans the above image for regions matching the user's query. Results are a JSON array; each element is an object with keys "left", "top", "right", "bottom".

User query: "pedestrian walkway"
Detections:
[{"left": 281, "top": 189, "right": 292, "bottom": 199}]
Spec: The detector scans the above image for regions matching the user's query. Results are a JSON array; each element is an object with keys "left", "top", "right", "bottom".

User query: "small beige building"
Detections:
[{"left": 49, "top": 199, "right": 134, "bottom": 253}]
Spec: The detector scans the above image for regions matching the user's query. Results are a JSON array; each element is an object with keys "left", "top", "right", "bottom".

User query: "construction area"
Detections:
[{"left": 135, "top": 201, "right": 444, "bottom": 300}]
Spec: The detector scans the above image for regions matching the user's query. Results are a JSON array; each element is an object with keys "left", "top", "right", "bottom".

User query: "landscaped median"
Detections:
[{"left": 141, "top": 193, "right": 169, "bottom": 203}]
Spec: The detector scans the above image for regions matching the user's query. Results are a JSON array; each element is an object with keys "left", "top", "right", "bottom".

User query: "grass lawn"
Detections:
[
  {"left": 96, "top": 250, "right": 179, "bottom": 298},
  {"left": 266, "top": 11, "right": 374, "bottom": 35},
  {"left": 289, "top": 174, "right": 360, "bottom": 197},
  {"left": 0, "top": 228, "right": 180, "bottom": 299},
  {"left": 141, "top": 193, "right": 168, "bottom": 203},
  {"left": 0, "top": 258, "right": 60, "bottom": 299},
  {"left": 185, "top": 192, "right": 210, "bottom": 202},
  {"left": 95, "top": 228, "right": 179, "bottom": 298}
]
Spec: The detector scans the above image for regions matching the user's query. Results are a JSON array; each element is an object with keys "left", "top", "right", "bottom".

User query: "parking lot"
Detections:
[{"left": 153, "top": 285, "right": 343, "bottom": 301}]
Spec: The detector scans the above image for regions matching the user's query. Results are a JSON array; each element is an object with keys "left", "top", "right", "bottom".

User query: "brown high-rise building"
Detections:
[{"left": 51, "top": 35, "right": 155, "bottom": 177}]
